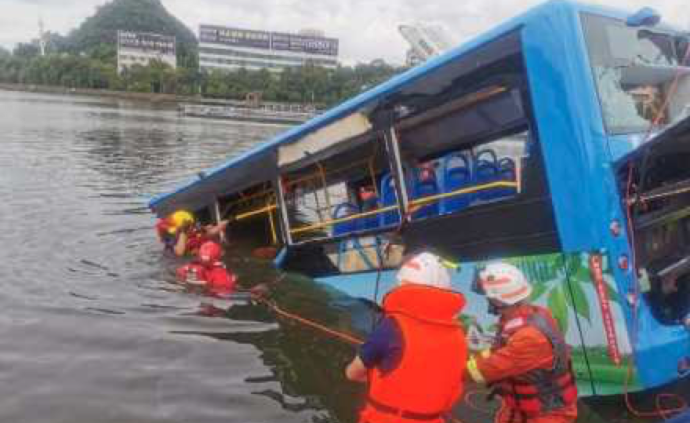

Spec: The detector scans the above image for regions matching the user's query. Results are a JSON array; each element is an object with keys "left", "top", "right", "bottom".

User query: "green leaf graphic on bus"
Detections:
[
  {"left": 508, "top": 253, "right": 621, "bottom": 336},
  {"left": 547, "top": 285, "right": 569, "bottom": 334},
  {"left": 569, "top": 276, "right": 591, "bottom": 324}
]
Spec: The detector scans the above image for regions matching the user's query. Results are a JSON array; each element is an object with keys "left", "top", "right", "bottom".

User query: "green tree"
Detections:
[
  {"left": 44, "top": 32, "right": 70, "bottom": 54},
  {"left": 13, "top": 42, "right": 40, "bottom": 59},
  {"left": 203, "top": 70, "right": 229, "bottom": 98},
  {"left": 0, "top": 0, "right": 405, "bottom": 104},
  {"left": 65, "top": 0, "right": 197, "bottom": 68},
  {"left": 175, "top": 66, "right": 199, "bottom": 96}
]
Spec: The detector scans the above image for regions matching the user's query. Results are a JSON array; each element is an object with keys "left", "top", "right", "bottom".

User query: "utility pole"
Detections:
[{"left": 38, "top": 17, "right": 47, "bottom": 56}]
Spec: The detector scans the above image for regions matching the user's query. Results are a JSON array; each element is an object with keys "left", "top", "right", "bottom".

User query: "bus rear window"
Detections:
[{"left": 581, "top": 14, "right": 690, "bottom": 134}]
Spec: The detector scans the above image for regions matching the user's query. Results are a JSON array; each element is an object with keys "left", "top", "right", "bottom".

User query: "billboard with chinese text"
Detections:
[{"left": 200, "top": 25, "right": 338, "bottom": 57}]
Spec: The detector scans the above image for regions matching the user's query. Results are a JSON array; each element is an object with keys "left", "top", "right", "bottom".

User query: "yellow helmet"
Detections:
[{"left": 168, "top": 210, "right": 194, "bottom": 234}]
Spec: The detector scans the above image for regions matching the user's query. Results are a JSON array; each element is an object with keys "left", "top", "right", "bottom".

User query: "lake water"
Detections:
[{"left": 0, "top": 89, "right": 680, "bottom": 423}]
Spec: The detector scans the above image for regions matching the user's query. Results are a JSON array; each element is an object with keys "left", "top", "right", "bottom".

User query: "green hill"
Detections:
[{"left": 66, "top": 0, "right": 197, "bottom": 68}]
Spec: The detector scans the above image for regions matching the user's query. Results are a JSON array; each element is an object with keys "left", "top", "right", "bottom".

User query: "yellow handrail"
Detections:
[
  {"left": 221, "top": 186, "right": 274, "bottom": 217},
  {"left": 368, "top": 158, "right": 379, "bottom": 198},
  {"left": 289, "top": 180, "right": 519, "bottom": 235},
  {"left": 231, "top": 180, "right": 519, "bottom": 235},
  {"left": 290, "top": 205, "right": 399, "bottom": 235},
  {"left": 316, "top": 162, "right": 332, "bottom": 213},
  {"left": 266, "top": 197, "right": 278, "bottom": 245},
  {"left": 284, "top": 156, "right": 377, "bottom": 188},
  {"left": 235, "top": 204, "right": 277, "bottom": 221},
  {"left": 236, "top": 187, "right": 273, "bottom": 203},
  {"left": 409, "top": 181, "right": 518, "bottom": 207}
]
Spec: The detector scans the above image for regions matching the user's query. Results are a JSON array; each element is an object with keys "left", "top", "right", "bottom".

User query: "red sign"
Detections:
[{"left": 589, "top": 254, "right": 622, "bottom": 366}]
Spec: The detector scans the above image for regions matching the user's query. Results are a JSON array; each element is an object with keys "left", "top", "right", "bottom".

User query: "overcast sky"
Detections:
[{"left": 0, "top": 0, "right": 687, "bottom": 64}]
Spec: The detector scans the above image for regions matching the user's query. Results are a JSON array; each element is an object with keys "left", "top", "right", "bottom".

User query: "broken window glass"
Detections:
[{"left": 582, "top": 14, "right": 690, "bottom": 134}]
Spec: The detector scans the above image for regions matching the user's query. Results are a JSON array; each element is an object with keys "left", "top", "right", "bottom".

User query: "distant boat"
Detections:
[{"left": 180, "top": 101, "right": 318, "bottom": 125}]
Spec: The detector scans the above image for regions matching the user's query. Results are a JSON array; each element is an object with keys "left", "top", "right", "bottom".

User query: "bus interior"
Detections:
[
  {"left": 277, "top": 31, "right": 562, "bottom": 277},
  {"left": 618, "top": 115, "right": 690, "bottom": 325}
]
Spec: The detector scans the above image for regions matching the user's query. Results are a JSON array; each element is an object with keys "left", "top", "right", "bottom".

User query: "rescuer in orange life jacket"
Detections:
[
  {"left": 345, "top": 251, "right": 468, "bottom": 423},
  {"left": 176, "top": 241, "right": 238, "bottom": 298},
  {"left": 156, "top": 210, "right": 229, "bottom": 257},
  {"left": 466, "top": 262, "right": 578, "bottom": 423}
]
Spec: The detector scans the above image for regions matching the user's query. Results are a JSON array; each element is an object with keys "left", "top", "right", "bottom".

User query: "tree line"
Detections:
[
  {"left": 0, "top": 44, "right": 402, "bottom": 106},
  {"left": 0, "top": 0, "right": 404, "bottom": 106}
]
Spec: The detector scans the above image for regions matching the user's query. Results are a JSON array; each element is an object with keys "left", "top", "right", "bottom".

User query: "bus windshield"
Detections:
[{"left": 582, "top": 14, "right": 690, "bottom": 135}]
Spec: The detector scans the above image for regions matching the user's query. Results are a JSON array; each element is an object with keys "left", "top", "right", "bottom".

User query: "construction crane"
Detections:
[{"left": 398, "top": 23, "right": 454, "bottom": 67}]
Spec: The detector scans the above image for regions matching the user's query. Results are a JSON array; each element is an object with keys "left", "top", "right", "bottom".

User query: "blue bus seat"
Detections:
[
  {"left": 360, "top": 195, "right": 381, "bottom": 230},
  {"left": 441, "top": 153, "right": 473, "bottom": 214},
  {"left": 379, "top": 174, "right": 401, "bottom": 227},
  {"left": 411, "top": 164, "right": 440, "bottom": 219},
  {"left": 474, "top": 149, "right": 501, "bottom": 202},
  {"left": 496, "top": 157, "right": 518, "bottom": 198},
  {"left": 332, "top": 202, "right": 360, "bottom": 236}
]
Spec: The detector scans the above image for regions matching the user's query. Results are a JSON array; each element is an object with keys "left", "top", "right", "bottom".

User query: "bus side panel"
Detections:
[
  {"left": 314, "top": 252, "right": 633, "bottom": 397},
  {"left": 520, "top": 5, "right": 690, "bottom": 391},
  {"left": 630, "top": 298, "right": 690, "bottom": 390},
  {"left": 520, "top": 3, "right": 614, "bottom": 253},
  {"left": 520, "top": 4, "right": 651, "bottom": 390},
  {"left": 560, "top": 251, "right": 638, "bottom": 396}
]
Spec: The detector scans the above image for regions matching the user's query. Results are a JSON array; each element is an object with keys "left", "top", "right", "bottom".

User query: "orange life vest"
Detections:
[
  {"left": 493, "top": 305, "right": 578, "bottom": 418},
  {"left": 360, "top": 284, "right": 468, "bottom": 423}
]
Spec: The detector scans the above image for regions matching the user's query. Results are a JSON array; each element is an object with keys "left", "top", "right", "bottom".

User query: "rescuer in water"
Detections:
[
  {"left": 176, "top": 241, "right": 238, "bottom": 298},
  {"left": 345, "top": 251, "right": 468, "bottom": 423},
  {"left": 466, "top": 262, "right": 578, "bottom": 423},
  {"left": 156, "top": 210, "right": 229, "bottom": 257}
]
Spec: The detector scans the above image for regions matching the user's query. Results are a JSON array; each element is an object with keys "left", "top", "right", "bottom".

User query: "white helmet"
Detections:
[
  {"left": 397, "top": 252, "right": 451, "bottom": 290},
  {"left": 477, "top": 262, "right": 532, "bottom": 305}
]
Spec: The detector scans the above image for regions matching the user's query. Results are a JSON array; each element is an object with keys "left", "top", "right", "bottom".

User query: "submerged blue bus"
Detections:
[{"left": 150, "top": 0, "right": 690, "bottom": 397}]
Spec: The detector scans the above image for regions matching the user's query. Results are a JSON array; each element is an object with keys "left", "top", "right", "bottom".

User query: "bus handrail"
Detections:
[
  {"left": 289, "top": 180, "right": 518, "bottom": 235},
  {"left": 232, "top": 180, "right": 518, "bottom": 233},
  {"left": 235, "top": 204, "right": 278, "bottom": 221}
]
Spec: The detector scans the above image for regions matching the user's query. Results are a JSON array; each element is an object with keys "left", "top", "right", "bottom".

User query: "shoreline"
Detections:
[
  {"left": 0, "top": 83, "right": 321, "bottom": 111},
  {"left": 0, "top": 82, "right": 197, "bottom": 105}
]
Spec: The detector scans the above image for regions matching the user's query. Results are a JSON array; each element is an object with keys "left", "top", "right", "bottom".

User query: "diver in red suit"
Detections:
[{"left": 176, "top": 241, "right": 238, "bottom": 298}]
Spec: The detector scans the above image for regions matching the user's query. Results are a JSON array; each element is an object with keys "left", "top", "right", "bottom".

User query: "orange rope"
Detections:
[
  {"left": 258, "top": 298, "right": 364, "bottom": 346},
  {"left": 256, "top": 295, "right": 500, "bottom": 423}
]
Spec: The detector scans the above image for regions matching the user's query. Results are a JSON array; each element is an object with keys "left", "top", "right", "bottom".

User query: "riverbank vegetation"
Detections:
[
  {"left": 0, "top": 0, "right": 403, "bottom": 106},
  {"left": 0, "top": 53, "right": 401, "bottom": 106}
]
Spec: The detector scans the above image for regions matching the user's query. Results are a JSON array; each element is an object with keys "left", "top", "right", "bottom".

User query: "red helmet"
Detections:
[{"left": 198, "top": 241, "right": 222, "bottom": 264}]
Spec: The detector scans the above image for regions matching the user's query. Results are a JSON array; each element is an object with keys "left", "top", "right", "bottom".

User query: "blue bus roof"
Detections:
[{"left": 149, "top": 0, "right": 636, "bottom": 216}]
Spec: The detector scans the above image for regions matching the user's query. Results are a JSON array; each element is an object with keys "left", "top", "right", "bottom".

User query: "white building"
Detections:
[
  {"left": 399, "top": 23, "right": 454, "bottom": 67},
  {"left": 117, "top": 31, "right": 177, "bottom": 74},
  {"left": 199, "top": 25, "right": 339, "bottom": 73}
]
